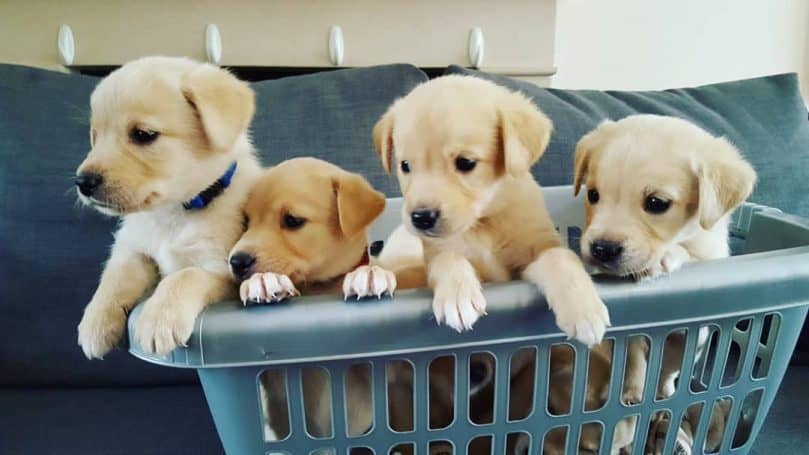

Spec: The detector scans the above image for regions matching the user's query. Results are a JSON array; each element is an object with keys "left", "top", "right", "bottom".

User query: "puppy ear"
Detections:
[
  {"left": 333, "top": 171, "right": 386, "bottom": 237},
  {"left": 573, "top": 121, "right": 614, "bottom": 196},
  {"left": 372, "top": 102, "right": 398, "bottom": 174},
  {"left": 498, "top": 93, "right": 553, "bottom": 176},
  {"left": 696, "top": 138, "right": 757, "bottom": 229},
  {"left": 182, "top": 65, "right": 255, "bottom": 152}
]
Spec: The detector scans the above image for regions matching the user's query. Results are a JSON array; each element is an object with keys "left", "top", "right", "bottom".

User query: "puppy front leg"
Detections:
[
  {"left": 428, "top": 251, "right": 486, "bottom": 331},
  {"left": 134, "top": 267, "right": 233, "bottom": 355},
  {"left": 523, "top": 246, "right": 610, "bottom": 346},
  {"left": 78, "top": 246, "right": 158, "bottom": 359},
  {"left": 622, "top": 337, "right": 649, "bottom": 405}
]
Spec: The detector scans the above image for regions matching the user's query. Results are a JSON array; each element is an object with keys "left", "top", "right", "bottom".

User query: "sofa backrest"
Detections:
[{"left": 446, "top": 65, "right": 809, "bottom": 217}]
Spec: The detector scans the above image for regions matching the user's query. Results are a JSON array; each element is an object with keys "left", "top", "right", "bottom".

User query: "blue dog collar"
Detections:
[{"left": 183, "top": 161, "right": 238, "bottom": 210}]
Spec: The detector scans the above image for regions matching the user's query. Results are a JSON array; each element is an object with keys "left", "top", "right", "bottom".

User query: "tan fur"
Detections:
[
  {"left": 373, "top": 75, "right": 609, "bottom": 346},
  {"left": 570, "top": 115, "right": 755, "bottom": 453},
  {"left": 228, "top": 157, "right": 427, "bottom": 441},
  {"left": 231, "top": 158, "right": 386, "bottom": 289},
  {"left": 573, "top": 114, "right": 756, "bottom": 278},
  {"left": 76, "top": 56, "right": 261, "bottom": 358}
]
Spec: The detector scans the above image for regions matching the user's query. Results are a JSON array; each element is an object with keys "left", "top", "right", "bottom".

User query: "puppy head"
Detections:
[
  {"left": 373, "top": 75, "right": 552, "bottom": 239},
  {"left": 75, "top": 56, "right": 255, "bottom": 215},
  {"left": 574, "top": 115, "right": 756, "bottom": 276},
  {"left": 228, "top": 158, "right": 385, "bottom": 283}
]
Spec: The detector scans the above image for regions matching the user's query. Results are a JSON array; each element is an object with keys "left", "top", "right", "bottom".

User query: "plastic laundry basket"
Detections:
[{"left": 128, "top": 185, "right": 809, "bottom": 455}]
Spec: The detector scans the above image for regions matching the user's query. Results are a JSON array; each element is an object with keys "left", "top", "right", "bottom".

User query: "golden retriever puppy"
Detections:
[
  {"left": 372, "top": 75, "right": 610, "bottom": 346},
  {"left": 573, "top": 115, "right": 756, "bottom": 454},
  {"left": 229, "top": 157, "right": 402, "bottom": 302},
  {"left": 573, "top": 114, "right": 756, "bottom": 279},
  {"left": 228, "top": 157, "right": 429, "bottom": 442},
  {"left": 76, "top": 56, "right": 260, "bottom": 358}
]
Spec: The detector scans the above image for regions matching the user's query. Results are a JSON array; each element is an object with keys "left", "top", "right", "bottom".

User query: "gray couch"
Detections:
[{"left": 1, "top": 62, "right": 807, "bottom": 454}]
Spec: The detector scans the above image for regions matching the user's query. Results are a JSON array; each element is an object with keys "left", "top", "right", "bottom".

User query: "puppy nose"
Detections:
[
  {"left": 590, "top": 240, "right": 624, "bottom": 264},
  {"left": 74, "top": 173, "right": 104, "bottom": 197},
  {"left": 229, "top": 252, "right": 256, "bottom": 278},
  {"left": 410, "top": 209, "right": 440, "bottom": 231}
]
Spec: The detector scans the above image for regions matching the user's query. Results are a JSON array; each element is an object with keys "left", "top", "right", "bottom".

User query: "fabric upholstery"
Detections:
[{"left": 444, "top": 66, "right": 809, "bottom": 217}]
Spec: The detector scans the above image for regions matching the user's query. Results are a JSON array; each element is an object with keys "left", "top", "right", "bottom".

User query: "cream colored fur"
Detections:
[
  {"left": 76, "top": 56, "right": 261, "bottom": 358},
  {"left": 373, "top": 75, "right": 610, "bottom": 346}
]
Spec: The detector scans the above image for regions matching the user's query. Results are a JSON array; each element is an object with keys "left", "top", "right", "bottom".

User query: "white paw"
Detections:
[
  {"left": 432, "top": 276, "right": 486, "bottom": 332},
  {"left": 77, "top": 302, "right": 127, "bottom": 359},
  {"left": 133, "top": 299, "right": 197, "bottom": 356},
  {"left": 552, "top": 286, "right": 610, "bottom": 347},
  {"left": 342, "top": 265, "right": 397, "bottom": 299},
  {"left": 239, "top": 272, "right": 299, "bottom": 305},
  {"left": 622, "top": 387, "right": 643, "bottom": 406},
  {"left": 644, "top": 245, "right": 691, "bottom": 279}
]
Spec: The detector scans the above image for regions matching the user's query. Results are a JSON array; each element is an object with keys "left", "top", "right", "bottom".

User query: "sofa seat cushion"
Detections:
[{"left": 0, "top": 384, "right": 222, "bottom": 455}]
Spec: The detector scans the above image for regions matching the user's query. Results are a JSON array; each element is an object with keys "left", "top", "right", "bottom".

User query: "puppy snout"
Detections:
[
  {"left": 229, "top": 252, "right": 256, "bottom": 279},
  {"left": 590, "top": 239, "right": 624, "bottom": 264},
  {"left": 74, "top": 172, "right": 104, "bottom": 197},
  {"left": 410, "top": 209, "right": 440, "bottom": 231}
]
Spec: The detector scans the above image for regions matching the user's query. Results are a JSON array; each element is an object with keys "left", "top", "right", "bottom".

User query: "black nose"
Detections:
[
  {"left": 229, "top": 252, "right": 256, "bottom": 278},
  {"left": 590, "top": 240, "right": 624, "bottom": 264},
  {"left": 410, "top": 209, "right": 440, "bottom": 231},
  {"left": 74, "top": 173, "right": 103, "bottom": 197}
]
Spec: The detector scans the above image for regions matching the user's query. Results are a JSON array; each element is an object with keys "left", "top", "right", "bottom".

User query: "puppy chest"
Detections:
[
  {"left": 461, "top": 244, "right": 513, "bottom": 282},
  {"left": 126, "top": 218, "right": 234, "bottom": 277}
]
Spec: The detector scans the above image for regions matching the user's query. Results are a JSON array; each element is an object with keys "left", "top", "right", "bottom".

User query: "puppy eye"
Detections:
[
  {"left": 587, "top": 188, "right": 600, "bottom": 204},
  {"left": 242, "top": 213, "right": 249, "bottom": 230},
  {"left": 129, "top": 127, "right": 159, "bottom": 145},
  {"left": 400, "top": 160, "right": 411, "bottom": 174},
  {"left": 282, "top": 214, "right": 306, "bottom": 230},
  {"left": 455, "top": 157, "right": 477, "bottom": 173},
  {"left": 644, "top": 195, "right": 672, "bottom": 214}
]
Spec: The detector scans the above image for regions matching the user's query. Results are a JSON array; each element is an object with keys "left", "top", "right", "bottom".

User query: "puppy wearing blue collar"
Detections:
[{"left": 76, "top": 56, "right": 262, "bottom": 358}]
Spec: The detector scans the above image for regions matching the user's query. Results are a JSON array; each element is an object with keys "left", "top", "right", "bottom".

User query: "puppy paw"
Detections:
[
  {"left": 77, "top": 302, "right": 127, "bottom": 359},
  {"left": 622, "top": 388, "right": 643, "bottom": 406},
  {"left": 343, "top": 265, "right": 397, "bottom": 299},
  {"left": 239, "top": 272, "right": 299, "bottom": 305},
  {"left": 644, "top": 245, "right": 691, "bottom": 279},
  {"left": 133, "top": 299, "right": 197, "bottom": 356},
  {"left": 552, "top": 285, "right": 610, "bottom": 347},
  {"left": 432, "top": 276, "right": 486, "bottom": 332}
]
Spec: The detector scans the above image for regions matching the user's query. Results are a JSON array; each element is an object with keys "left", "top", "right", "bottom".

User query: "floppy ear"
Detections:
[
  {"left": 372, "top": 102, "right": 397, "bottom": 174},
  {"left": 333, "top": 171, "right": 386, "bottom": 237},
  {"left": 182, "top": 65, "right": 255, "bottom": 152},
  {"left": 498, "top": 93, "right": 553, "bottom": 176},
  {"left": 573, "top": 122, "right": 613, "bottom": 196},
  {"left": 696, "top": 138, "right": 757, "bottom": 229}
]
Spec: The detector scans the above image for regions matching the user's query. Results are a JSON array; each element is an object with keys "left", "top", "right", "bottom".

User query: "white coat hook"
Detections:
[
  {"left": 205, "top": 24, "right": 222, "bottom": 65},
  {"left": 57, "top": 24, "right": 75, "bottom": 66},
  {"left": 329, "top": 25, "right": 344, "bottom": 66},
  {"left": 468, "top": 27, "right": 484, "bottom": 68}
]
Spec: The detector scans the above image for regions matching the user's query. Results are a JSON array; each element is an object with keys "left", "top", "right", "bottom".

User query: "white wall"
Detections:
[{"left": 553, "top": 0, "right": 809, "bottom": 96}]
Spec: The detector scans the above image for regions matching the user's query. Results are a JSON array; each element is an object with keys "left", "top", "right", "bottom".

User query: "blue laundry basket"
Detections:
[{"left": 128, "top": 186, "right": 809, "bottom": 455}]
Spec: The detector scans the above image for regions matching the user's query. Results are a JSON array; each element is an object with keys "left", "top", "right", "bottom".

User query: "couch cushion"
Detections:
[
  {"left": 444, "top": 66, "right": 809, "bottom": 217},
  {"left": 0, "top": 63, "right": 427, "bottom": 387},
  {"left": 0, "top": 385, "right": 222, "bottom": 455}
]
